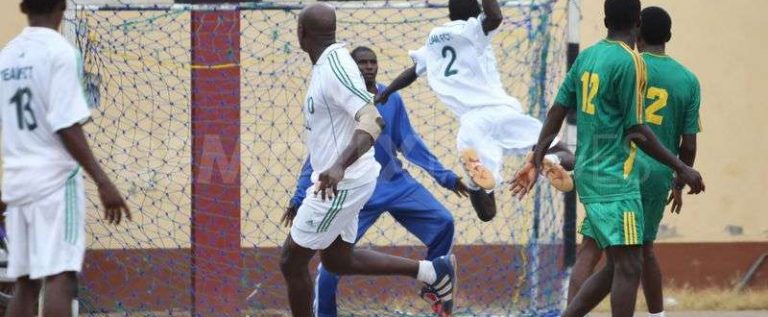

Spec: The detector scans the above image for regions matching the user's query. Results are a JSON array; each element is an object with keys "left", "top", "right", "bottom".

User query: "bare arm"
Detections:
[
  {"left": 532, "top": 105, "right": 568, "bottom": 170},
  {"left": 678, "top": 134, "right": 697, "bottom": 168},
  {"left": 481, "top": 0, "right": 503, "bottom": 34},
  {"left": 59, "top": 124, "right": 131, "bottom": 224},
  {"left": 375, "top": 66, "right": 417, "bottom": 104},
  {"left": 626, "top": 125, "right": 704, "bottom": 193},
  {"left": 314, "top": 107, "right": 385, "bottom": 200},
  {"left": 59, "top": 124, "right": 111, "bottom": 186}
]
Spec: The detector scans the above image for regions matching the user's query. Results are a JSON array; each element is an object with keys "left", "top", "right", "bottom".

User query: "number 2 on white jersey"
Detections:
[{"left": 442, "top": 46, "right": 458, "bottom": 77}]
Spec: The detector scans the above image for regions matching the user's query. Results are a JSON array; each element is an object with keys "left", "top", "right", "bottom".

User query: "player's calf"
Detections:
[
  {"left": 609, "top": 246, "right": 644, "bottom": 317},
  {"left": 41, "top": 271, "right": 77, "bottom": 317},
  {"left": 5, "top": 276, "right": 41, "bottom": 317},
  {"left": 469, "top": 190, "right": 496, "bottom": 222}
]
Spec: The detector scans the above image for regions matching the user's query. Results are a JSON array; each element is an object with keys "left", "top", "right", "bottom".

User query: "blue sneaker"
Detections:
[{"left": 422, "top": 254, "right": 457, "bottom": 316}]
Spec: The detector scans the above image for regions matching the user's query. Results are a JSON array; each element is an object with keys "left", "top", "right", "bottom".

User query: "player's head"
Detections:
[
  {"left": 351, "top": 46, "right": 377, "bottom": 88},
  {"left": 603, "top": 0, "right": 641, "bottom": 33},
  {"left": 637, "top": 6, "right": 672, "bottom": 51},
  {"left": 297, "top": 3, "right": 336, "bottom": 53},
  {"left": 449, "top": 0, "right": 482, "bottom": 21},
  {"left": 20, "top": 0, "right": 67, "bottom": 27}
]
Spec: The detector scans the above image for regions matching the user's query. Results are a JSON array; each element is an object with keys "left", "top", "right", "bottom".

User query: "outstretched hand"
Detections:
[
  {"left": 452, "top": 177, "right": 470, "bottom": 198},
  {"left": 509, "top": 156, "right": 540, "bottom": 199}
]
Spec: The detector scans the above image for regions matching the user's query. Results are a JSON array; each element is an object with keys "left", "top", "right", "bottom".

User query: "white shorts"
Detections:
[
  {"left": 457, "top": 106, "right": 554, "bottom": 190},
  {"left": 5, "top": 170, "right": 86, "bottom": 280},
  {"left": 290, "top": 181, "right": 376, "bottom": 250}
]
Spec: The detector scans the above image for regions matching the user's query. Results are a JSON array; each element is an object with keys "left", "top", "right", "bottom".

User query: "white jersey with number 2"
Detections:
[
  {"left": 409, "top": 15, "right": 522, "bottom": 117},
  {"left": 0, "top": 27, "right": 91, "bottom": 205}
]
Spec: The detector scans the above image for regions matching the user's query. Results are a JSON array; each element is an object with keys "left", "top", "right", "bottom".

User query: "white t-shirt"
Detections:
[
  {"left": 303, "top": 43, "right": 380, "bottom": 189},
  {"left": 409, "top": 15, "right": 523, "bottom": 117},
  {"left": 0, "top": 27, "right": 91, "bottom": 205}
]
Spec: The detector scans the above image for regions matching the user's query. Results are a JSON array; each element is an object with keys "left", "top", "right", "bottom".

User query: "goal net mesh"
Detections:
[{"left": 66, "top": 0, "right": 569, "bottom": 315}]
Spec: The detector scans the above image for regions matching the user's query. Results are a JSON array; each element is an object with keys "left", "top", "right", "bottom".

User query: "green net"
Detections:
[{"left": 67, "top": 1, "right": 570, "bottom": 315}]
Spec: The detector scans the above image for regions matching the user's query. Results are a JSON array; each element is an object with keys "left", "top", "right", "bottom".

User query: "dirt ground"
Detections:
[{"left": 591, "top": 312, "right": 768, "bottom": 317}]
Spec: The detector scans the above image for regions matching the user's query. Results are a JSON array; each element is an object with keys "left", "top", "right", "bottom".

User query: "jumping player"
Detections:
[
  {"left": 567, "top": 7, "right": 702, "bottom": 317},
  {"left": 0, "top": 1, "right": 131, "bottom": 316},
  {"left": 280, "top": 4, "right": 457, "bottom": 317},
  {"left": 377, "top": 0, "right": 575, "bottom": 222},
  {"left": 285, "top": 46, "right": 467, "bottom": 316},
  {"left": 528, "top": 1, "right": 704, "bottom": 316}
]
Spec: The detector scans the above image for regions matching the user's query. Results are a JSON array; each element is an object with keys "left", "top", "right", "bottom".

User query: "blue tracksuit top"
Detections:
[{"left": 290, "top": 83, "right": 458, "bottom": 205}]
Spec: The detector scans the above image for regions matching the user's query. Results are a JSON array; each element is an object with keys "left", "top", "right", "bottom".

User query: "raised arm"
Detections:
[
  {"left": 391, "top": 95, "right": 460, "bottom": 192},
  {"left": 481, "top": 0, "right": 503, "bottom": 34},
  {"left": 375, "top": 66, "right": 417, "bottom": 104}
]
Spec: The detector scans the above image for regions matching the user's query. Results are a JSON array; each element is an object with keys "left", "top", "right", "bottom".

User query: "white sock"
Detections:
[
  {"left": 544, "top": 154, "right": 561, "bottom": 166},
  {"left": 649, "top": 311, "right": 666, "bottom": 317},
  {"left": 417, "top": 260, "right": 437, "bottom": 284}
]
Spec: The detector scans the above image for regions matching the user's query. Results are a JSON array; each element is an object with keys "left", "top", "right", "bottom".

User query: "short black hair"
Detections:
[
  {"left": 640, "top": 6, "right": 671, "bottom": 45},
  {"left": 604, "top": 0, "right": 641, "bottom": 31},
  {"left": 449, "top": 0, "right": 481, "bottom": 21},
  {"left": 351, "top": 46, "right": 375, "bottom": 60},
  {"left": 21, "top": 0, "right": 66, "bottom": 15}
]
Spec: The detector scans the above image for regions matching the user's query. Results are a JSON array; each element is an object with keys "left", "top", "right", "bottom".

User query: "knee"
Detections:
[
  {"left": 615, "top": 254, "right": 644, "bottom": 277},
  {"left": 643, "top": 244, "right": 657, "bottom": 263},
  {"left": 321, "top": 257, "right": 348, "bottom": 275},
  {"left": 437, "top": 210, "right": 455, "bottom": 232}
]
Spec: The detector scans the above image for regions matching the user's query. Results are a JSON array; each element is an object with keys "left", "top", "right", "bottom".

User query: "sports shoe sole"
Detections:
[{"left": 460, "top": 149, "right": 495, "bottom": 190}]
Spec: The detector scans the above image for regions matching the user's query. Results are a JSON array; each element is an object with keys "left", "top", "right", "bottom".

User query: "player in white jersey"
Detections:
[
  {"left": 377, "top": 0, "right": 575, "bottom": 221},
  {"left": 279, "top": 4, "right": 458, "bottom": 317},
  {"left": 0, "top": 1, "right": 130, "bottom": 316}
]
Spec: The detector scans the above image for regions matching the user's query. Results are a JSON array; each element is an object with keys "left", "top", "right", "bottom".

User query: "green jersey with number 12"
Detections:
[{"left": 555, "top": 39, "right": 647, "bottom": 203}]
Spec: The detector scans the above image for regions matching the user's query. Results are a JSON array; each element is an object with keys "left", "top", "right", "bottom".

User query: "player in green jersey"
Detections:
[
  {"left": 566, "top": 7, "right": 702, "bottom": 317},
  {"left": 524, "top": 1, "right": 705, "bottom": 316}
]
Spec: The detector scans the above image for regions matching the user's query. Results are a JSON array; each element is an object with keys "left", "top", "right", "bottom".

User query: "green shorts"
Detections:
[
  {"left": 579, "top": 198, "right": 644, "bottom": 249},
  {"left": 642, "top": 193, "right": 667, "bottom": 242}
]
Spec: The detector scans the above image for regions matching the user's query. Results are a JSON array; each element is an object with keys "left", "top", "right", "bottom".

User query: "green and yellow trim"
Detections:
[
  {"left": 623, "top": 142, "right": 638, "bottom": 179},
  {"left": 617, "top": 41, "right": 647, "bottom": 124},
  {"left": 623, "top": 211, "right": 639, "bottom": 245}
]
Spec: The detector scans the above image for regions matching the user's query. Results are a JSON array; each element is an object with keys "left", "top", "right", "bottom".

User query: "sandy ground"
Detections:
[{"left": 591, "top": 312, "right": 768, "bottom": 317}]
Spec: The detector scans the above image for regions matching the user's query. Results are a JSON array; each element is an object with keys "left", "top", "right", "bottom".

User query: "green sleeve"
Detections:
[
  {"left": 555, "top": 61, "right": 579, "bottom": 109},
  {"left": 618, "top": 55, "right": 646, "bottom": 129},
  {"left": 684, "top": 76, "right": 702, "bottom": 134}
]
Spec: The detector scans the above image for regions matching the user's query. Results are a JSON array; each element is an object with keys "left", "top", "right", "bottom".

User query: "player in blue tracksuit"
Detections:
[{"left": 284, "top": 46, "right": 468, "bottom": 317}]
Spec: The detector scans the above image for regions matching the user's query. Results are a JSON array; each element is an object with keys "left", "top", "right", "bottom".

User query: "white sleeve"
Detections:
[
  {"left": 462, "top": 14, "right": 498, "bottom": 51},
  {"left": 408, "top": 45, "right": 429, "bottom": 77},
  {"left": 326, "top": 49, "right": 373, "bottom": 117},
  {"left": 47, "top": 48, "right": 91, "bottom": 132}
]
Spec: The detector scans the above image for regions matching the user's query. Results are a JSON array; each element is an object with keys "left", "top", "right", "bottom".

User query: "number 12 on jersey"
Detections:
[{"left": 580, "top": 72, "right": 599, "bottom": 115}]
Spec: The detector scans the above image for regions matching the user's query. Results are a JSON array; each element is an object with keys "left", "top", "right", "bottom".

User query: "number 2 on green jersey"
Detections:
[
  {"left": 645, "top": 87, "right": 668, "bottom": 125},
  {"left": 580, "top": 72, "right": 599, "bottom": 115}
]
